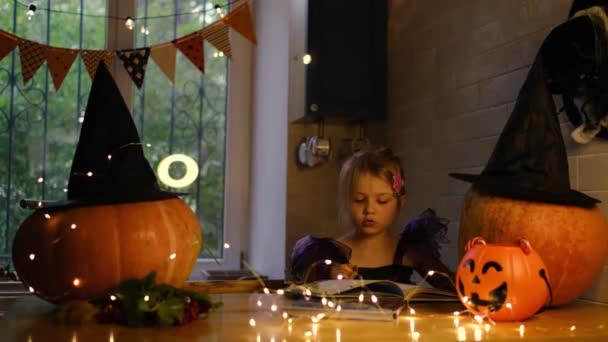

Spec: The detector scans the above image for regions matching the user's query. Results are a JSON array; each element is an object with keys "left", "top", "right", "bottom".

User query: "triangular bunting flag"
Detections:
[
  {"left": 223, "top": 2, "right": 257, "bottom": 45},
  {"left": 81, "top": 50, "right": 114, "bottom": 79},
  {"left": 174, "top": 34, "right": 205, "bottom": 74},
  {"left": 0, "top": 30, "right": 20, "bottom": 62},
  {"left": 201, "top": 20, "right": 232, "bottom": 58},
  {"left": 117, "top": 48, "right": 151, "bottom": 89},
  {"left": 150, "top": 43, "right": 177, "bottom": 83},
  {"left": 18, "top": 40, "right": 47, "bottom": 85},
  {"left": 46, "top": 47, "right": 78, "bottom": 91}
]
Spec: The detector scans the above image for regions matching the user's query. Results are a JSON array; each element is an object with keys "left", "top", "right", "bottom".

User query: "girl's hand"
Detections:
[{"left": 329, "top": 263, "right": 358, "bottom": 279}]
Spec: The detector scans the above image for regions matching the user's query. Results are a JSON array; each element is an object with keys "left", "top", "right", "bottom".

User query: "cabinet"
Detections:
[{"left": 289, "top": 0, "right": 388, "bottom": 122}]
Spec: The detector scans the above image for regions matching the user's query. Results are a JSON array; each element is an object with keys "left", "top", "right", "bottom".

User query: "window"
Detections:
[{"left": 0, "top": 0, "right": 250, "bottom": 275}]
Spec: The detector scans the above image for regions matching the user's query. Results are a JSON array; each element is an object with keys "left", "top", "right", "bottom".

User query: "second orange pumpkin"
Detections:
[{"left": 459, "top": 188, "right": 608, "bottom": 306}]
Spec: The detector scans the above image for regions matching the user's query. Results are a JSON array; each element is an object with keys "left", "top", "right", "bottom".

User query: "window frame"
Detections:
[{"left": 108, "top": 0, "right": 251, "bottom": 275}]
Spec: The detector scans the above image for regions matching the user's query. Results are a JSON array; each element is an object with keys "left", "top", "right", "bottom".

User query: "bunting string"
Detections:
[
  {"left": 0, "top": 2, "right": 256, "bottom": 91},
  {"left": 15, "top": 0, "right": 240, "bottom": 21}
]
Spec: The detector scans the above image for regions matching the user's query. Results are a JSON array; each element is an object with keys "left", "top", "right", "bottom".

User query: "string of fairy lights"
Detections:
[{"left": 16, "top": 0, "right": 241, "bottom": 35}]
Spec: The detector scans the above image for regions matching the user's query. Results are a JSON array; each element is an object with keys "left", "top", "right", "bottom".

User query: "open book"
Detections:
[
  {"left": 285, "top": 279, "right": 458, "bottom": 301},
  {"left": 282, "top": 279, "right": 459, "bottom": 321}
]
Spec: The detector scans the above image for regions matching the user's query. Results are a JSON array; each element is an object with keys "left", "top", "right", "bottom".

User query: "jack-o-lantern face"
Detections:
[
  {"left": 458, "top": 258, "right": 508, "bottom": 313},
  {"left": 456, "top": 237, "right": 551, "bottom": 321}
]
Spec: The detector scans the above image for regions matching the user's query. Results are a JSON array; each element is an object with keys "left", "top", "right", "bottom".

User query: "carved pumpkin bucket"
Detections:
[{"left": 456, "top": 237, "right": 551, "bottom": 321}]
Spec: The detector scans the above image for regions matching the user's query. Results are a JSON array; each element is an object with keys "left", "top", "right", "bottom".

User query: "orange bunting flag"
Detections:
[
  {"left": 223, "top": 2, "right": 257, "bottom": 45},
  {"left": 201, "top": 20, "right": 232, "bottom": 58},
  {"left": 0, "top": 30, "right": 20, "bottom": 61},
  {"left": 117, "top": 48, "right": 150, "bottom": 89},
  {"left": 18, "top": 40, "right": 47, "bottom": 85},
  {"left": 81, "top": 50, "right": 114, "bottom": 79},
  {"left": 46, "top": 47, "right": 78, "bottom": 91},
  {"left": 150, "top": 43, "right": 177, "bottom": 83},
  {"left": 174, "top": 33, "right": 205, "bottom": 74}
]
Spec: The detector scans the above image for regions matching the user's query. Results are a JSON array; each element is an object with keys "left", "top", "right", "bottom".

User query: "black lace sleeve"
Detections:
[
  {"left": 289, "top": 235, "right": 351, "bottom": 282},
  {"left": 397, "top": 208, "right": 449, "bottom": 260},
  {"left": 396, "top": 209, "right": 455, "bottom": 290}
]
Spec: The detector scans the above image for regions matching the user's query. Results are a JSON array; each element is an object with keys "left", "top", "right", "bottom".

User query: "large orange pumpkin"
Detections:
[
  {"left": 12, "top": 198, "right": 202, "bottom": 303},
  {"left": 459, "top": 188, "right": 608, "bottom": 306},
  {"left": 456, "top": 237, "right": 550, "bottom": 321}
]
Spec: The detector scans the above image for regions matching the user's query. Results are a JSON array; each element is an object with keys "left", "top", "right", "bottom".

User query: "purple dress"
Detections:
[{"left": 290, "top": 209, "right": 454, "bottom": 290}]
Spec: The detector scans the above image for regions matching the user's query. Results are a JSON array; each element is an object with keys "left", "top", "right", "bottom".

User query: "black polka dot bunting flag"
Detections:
[{"left": 117, "top": 48, "right": 151, "bottom": 89}]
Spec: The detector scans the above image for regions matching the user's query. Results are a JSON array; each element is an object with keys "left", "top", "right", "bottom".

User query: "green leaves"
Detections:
[{"left": 92, "top": 271, "right": 220, "bottom": 327}]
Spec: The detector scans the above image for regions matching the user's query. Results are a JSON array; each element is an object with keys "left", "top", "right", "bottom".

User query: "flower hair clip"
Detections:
[{"left": 392, "top": 174, "right": 405, "bottom": 197}]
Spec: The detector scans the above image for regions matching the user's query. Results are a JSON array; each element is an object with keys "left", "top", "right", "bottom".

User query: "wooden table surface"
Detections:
[{"left": 1, "top": 293, "right": 608, "bottom": 341}]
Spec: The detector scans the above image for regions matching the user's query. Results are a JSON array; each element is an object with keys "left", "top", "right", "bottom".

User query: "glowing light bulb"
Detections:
[
  {"left": 249, "top": 318, "right": 256, "bottom": 327},
  {"left": 37, "top": 177, "right": 44, "bottom": 183},
  {"left": 110, "top": 295, "right": 116, "bottom": 301},
  {"left": 86, "top": 171, "right": 93, "bottom": 177},
  {"left": 263, "top": 288, "right": 270, "bottom": 294},
  {"left": 125, "top": 17, "right": 134, "bottom": 30},
  {"left": 72, "top": 278, "right": 81, "bottom": 287},
  {"left": 324, "top": 259, "right": 332, "bottom": 265},
  {"left": 427, "top": 270, "right": 435, "bottom": 276},
  {"left": 29, "top": 286, "right": 35, "bottom": 293},
  {"left": 282, "top": 312, "right": 288, "bottom": 319},
  {"left": 276, "top": 289, "right": 284, "bottom": 295},
  {"left": 302, "top": 54, "right": 312, "bottom": 64},
  {"left": 506, "top": 302, "right": 512, "bottom": 309},
  {"left": 26, "top": 4, "right": 36, "bottom": 20},
  {"left": 371, "top": 294, "right": 378, "bottom": 303},
  {"left": 223, "top": 243, "right": 230, "bottom": 249},
  {"left": 358, "top": 293, "right": 364, "bottom": 302},
  {"left": 270, "top": 304, "right": 277, "bottom": 312},
  {"left": 144, "top": 295, "right": 150, "bottom": 301},
  {"left": 107, "top": 154, "right": 112, "bottom": 160},
  {"left": 28, "top": 253, "right": 35, "bottom": 260},
  {"left": 70, "top": 224, "right": 77, "bottom": 229},
  {"left": 169, "top": 253, "right": 176, "bottom": 260},
  {"left": 256, "top": 300, "right": 262, "bottom": 307},
  {"left": 409, "top": 308, "right": 416, "bottom": 315},
  {"left": 44, "top": 213, "right": 51, "bottom": 219},
  {"left": 337, "top": 274, "right": 344, "bottom": 280}
]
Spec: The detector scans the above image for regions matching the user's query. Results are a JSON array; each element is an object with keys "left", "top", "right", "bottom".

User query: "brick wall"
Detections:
[{"left": 375, "top": 0, "right": 608, "bottom": 302}]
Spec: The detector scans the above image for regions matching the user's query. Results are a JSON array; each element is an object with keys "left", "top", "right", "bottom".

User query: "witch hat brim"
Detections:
[
  {"left": 21, "top": 63, "right": 185, "bottom": 210},
  {"left": 449, "top": 31, "right": 600, "bottom": 208}
]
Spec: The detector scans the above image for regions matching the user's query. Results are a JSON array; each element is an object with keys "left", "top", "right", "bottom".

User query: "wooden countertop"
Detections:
[{"left": 1, "top": 293, "right": 608, "bottom": 341}]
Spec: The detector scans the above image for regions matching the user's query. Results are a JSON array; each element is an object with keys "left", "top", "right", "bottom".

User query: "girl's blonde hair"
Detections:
[{"left": 337, "top": 145, "right": 406, "bottom": 225}]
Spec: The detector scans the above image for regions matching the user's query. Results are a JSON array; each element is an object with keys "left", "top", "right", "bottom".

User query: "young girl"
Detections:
[{"left": 290, "top": 146, "right": 454, "bottom": 290}]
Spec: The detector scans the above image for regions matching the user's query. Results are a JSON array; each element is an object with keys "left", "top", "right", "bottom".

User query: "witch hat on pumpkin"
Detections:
[
  {"left": 449, "top": 40, "right": 600, "bottom": 208},
  {"left": 21, "top": 62, "right": 183, "bottom": 209}
]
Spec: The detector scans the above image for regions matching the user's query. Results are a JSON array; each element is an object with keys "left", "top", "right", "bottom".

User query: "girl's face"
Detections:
[{"left": 349, "top": 172, "right": 400, "bottom": 236}]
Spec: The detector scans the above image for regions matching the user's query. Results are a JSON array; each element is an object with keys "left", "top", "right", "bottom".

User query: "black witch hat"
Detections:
[
  {"left": 21, "top": 63, "right": 182, "bottom": 209},
  {"left": 449, "top": 25, "right": 601, "bottom": 207}
]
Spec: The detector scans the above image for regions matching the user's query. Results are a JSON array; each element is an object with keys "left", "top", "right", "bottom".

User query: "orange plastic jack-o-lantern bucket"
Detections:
[{"left": 456, "top": 237, "right": 551, "bottom": 321}]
